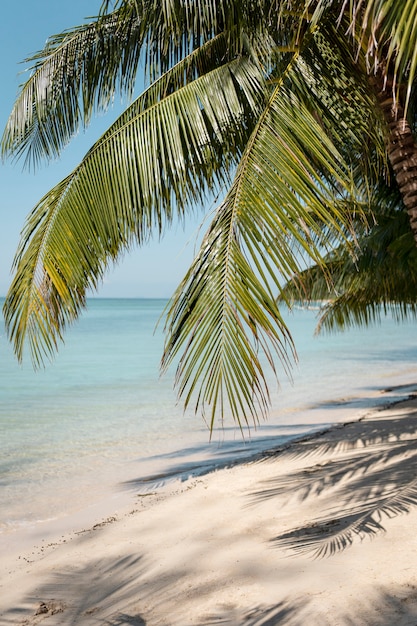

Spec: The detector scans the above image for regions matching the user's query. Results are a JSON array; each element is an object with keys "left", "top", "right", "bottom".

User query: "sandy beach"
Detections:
[{"left": 1, "top": 389, "right": 417, "bottom": 625}]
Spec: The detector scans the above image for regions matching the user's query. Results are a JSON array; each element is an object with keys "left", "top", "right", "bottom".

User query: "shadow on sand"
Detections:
[
  {"left": 3, "top": 391, "right": 417, "bottom": 625},
  {"left": 198, "top": 588, "right": 417, "bottom": 625},
  {"left": 248, "top": 395, "right": 417, "bottom": 558}
]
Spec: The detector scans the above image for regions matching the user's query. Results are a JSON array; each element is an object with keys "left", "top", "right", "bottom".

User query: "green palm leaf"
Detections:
[
  {"left": 358, "top": 0, "right": 417, "bottom": 114},
  {"left": 162, "top": 70, "right": 358, "bottom": 428},
  {"left": 281, "top": 183, "right": 417, "bottom": 333},
  {"left": 1, "top": 0, "right": 232, "bottom": 167},
  {"left": 3, "top": 54, "right": 265, "bottom": 366},
  {"left": 1, "top": 0, "right": 282, "bottom": 168},
  {"left": 1, "top": 4, "right": 145, "bottom": 167}
]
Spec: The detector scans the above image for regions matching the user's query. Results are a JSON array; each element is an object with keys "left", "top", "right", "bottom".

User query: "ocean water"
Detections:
[{"left": 1, "top": 297, "right": 417, "bottom": 534}]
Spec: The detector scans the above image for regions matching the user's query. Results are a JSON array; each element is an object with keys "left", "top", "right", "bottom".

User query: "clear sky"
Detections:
[{"left": 0, "top": 1, "right": 207, "bottom": 298}]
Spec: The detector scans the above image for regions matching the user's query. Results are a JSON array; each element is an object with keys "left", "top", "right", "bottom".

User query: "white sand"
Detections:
[{"left": 1, "top": 393, "right": 417, "bottom": 625}]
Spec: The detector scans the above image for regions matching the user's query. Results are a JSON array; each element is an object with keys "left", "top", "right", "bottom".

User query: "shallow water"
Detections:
[{"left": 1, "top": 298, "right": 416, "bottom": 532}]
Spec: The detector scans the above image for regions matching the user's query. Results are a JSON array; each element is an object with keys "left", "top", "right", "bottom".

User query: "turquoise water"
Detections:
[{"left": 1, "top": 298, "right": 417, "bottom": 532}]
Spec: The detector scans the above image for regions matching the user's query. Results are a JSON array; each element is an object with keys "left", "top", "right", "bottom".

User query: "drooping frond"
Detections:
[
  {"left": 3, "top": 56, "right": 265, "bottom": 366},
  {"left": 1, "top": 0, "right": 241, "bottom": 167},
  {"left": 162, "top": 193, "right": 297, "bottom": 431},
  {"left": 162, "top": 69, "right": 359, "bottom": 429},
  {"left": 1, "top": 4, "right": 147, "bottom": 167},
  {"left": 1, "top": 0, "right": 287, "bottom": 168}
]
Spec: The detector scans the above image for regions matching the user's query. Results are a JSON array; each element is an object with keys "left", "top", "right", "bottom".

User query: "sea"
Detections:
[{"left": 1, "top": 297, "right": 417, "bottom": 537}]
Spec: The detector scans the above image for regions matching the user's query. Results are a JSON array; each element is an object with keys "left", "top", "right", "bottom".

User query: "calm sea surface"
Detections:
[{"left": 1, "top": 298, "right": 417, "bottom": 532}]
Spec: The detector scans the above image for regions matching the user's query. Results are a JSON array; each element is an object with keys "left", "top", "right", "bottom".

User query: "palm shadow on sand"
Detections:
[
  {"left": 198, "top": 589, "right": 417, "bottom": 625},
  {"left": 248, "top": 395, "right": 417, "bottom": 558},
  {"left": 1, "top": 555, "right": 147, "bottom": 626},
  {"left": 3, "top": 392, "right": 417, "bottom": 626}
]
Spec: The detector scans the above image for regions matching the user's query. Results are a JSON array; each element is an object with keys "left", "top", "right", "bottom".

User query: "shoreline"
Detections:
[
  {"left": 1, "top": 385, "right": 417, "bottom": 624},
  {"left": 3, "top": 374, "right": 416, "bottom": 535},
  {"left": 3, "top": 298, "right": 417, "bottom": 545},
  {"left": 2, "top": 379, "right": 415, "bottom": 545}
]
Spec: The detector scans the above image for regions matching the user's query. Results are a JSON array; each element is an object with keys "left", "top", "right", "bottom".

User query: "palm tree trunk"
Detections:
[{"left": 374, "top": 77, "right": 417, "bottom": 245}]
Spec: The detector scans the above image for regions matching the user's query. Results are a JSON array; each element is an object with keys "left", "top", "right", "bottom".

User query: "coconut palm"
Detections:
[
  {"left": 280, "top": 178, "right": 417, "bottom": 332},
  {"left": 2, "top": 0, "right": 417, "bottom": 429}
]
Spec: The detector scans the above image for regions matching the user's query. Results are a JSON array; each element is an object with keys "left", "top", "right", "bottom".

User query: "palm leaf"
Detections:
[
  {"left": 3, "top": 55, "right": 265, "bottom": 366},
  {"left": 281, "top": 183, "right": 417, "bottom": 332},
  {"left": 1, "top": 0, "right": 294, "bottom": 168},
  {"left": 162, "top": 66, "right": 359, "bottom": 429},
  {"left": 1, "top": 0, "right": 238, "bottom": 167},
  {"left": 348, "top": 0, "right": 417, "bottom": 115},
  {"left": 291, "top": 18, "right": 387, "bottom": 173},
  {"left": 1, "top": 4, "right": 146, "bottom": 167}
]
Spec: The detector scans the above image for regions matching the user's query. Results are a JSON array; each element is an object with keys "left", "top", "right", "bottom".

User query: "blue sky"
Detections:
[{"left": 0, "top": 1, "right": 207, "bottom": 298}]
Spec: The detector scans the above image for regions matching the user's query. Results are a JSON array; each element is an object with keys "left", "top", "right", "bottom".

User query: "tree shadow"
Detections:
[
  {"left": 2, "top": 543, "right": 236, "bottom": 625},
  {"left": 120, "top": 426, "right": 331, "bottom": 492},
  {"left": 109, "top": 615, "right": 146, "bottom": 625},
  {"left": 248, "top": 399, "right": 417, "bottom": 558},
  {"left": 198, "top": 600, "right": 302, "bottom": 625},
  {"left": 197, "top": 586, "right": 417, "bottom": 625},
  {"left": 1, "top": 554, "right": 150, "bottom": 625},
  {"left": 7, "top": 569, "right": 417, "bottom": 626},
  {"left": 4, "top": 395, "right": 417, "bottom": 625}
]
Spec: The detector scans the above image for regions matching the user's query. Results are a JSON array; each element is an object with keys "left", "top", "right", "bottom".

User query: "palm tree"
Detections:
[
  {"left": 280, "top": 178, "right": 417, "bottom": 331},
  {"left": 2, "top": 0, "right": 417, "bottom": 430}
]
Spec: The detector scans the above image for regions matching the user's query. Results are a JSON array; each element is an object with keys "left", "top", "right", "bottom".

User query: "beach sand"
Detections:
[{"left": 1, "top": 391, "right": 417, "bottom": 625}]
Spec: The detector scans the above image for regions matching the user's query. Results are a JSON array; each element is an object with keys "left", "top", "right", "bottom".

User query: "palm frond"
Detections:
[
  {"left": 1, "top": 0, "right": 281, "bottom": 168},
  {"left": 349, "top": 0, "right": 417, "bottom": 115},
  {"left": 280, "top": 169, "right": 417, "bottom": 332},
  {"left": 1, "top": 4, "right": 148, "bottom": 167},
  {"left": 1, "top": 0, "right": 233, "bottom": 167},
  {"left": 317, "top": 291, "right": 417, "bottom": 333},
  {"left": 293, "top": 18, "right": 387, "bottom": 176},
  {"left": 162, "top": 68, "right": 360, "bottom": 428},
  {"left": 3, "top": 56, "right": 265, "bottom": 366},
  {"left": 162, "top": 192, "right": 297, "bottom": 431}
]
